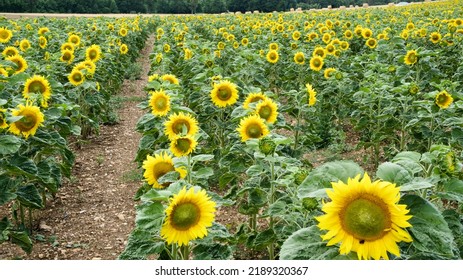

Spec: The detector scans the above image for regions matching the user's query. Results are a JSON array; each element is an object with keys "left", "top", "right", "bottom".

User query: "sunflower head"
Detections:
[
  {"left": 0, "top": 108, "right": 8, "bottom": 129},
  {"left": 163, "top": 43, "right": 171, "bottom": 53},
  {"left": 85, "top": 44, "right": 101, "bottom": 62},
  {"left": 161, "top": 74, "right": 179, "bottom": 85},
  {"left": 255, "top": 98, "right": 278, "bottom": 124},
  {"left": 324, "top": 68, "right": 336, "bottom": 79},
  {"left": 404, "top": 50, "right": 418, "bottom": 65},
  {"left": 60, "top": 50, "right": 75, "bottom": 64},
  {"left": 160, "top": 187, "right": 216, "bottom": 246},
  {"left": 210, "top": 80, "right": 239, "bottom": 108},
  {"left": 293, "top": 52, "right": 305, "bottom": 65},
  {"left": 61, "top": 42, "right": 74, "bottom": 53},
  {"left": 19, "top": 39, "right": 31, "bottom": 52},
  {"left": 68, "top": 34, "right": 81, "bottom": 46},
  {"left": 269, "top": 43, "right": 279, "bottom": 51},
  {"left": 306, "top": 83, "right": 317, "bottom": 106},
  {"left": 365, "top": 38, "right": 377, "bottom": 49},
  {"left": 142, "top": 152, "right": 187, "bottom": 189},
  {"left": 120, "top": 44, "right": 128, "bottom": 55},
  {"left": 164, "top": 112, "right": 199, "bottom": 141},
  {"left": 9, "top": 102, "right": 45, "bottom": 139},
  {"left": 23, "top": 75, "right": 52, "bottom": 107},
  {"left": 2, "top": 46, "right": 19, "bottom": 57},
  {"left": 38, "top": 27, "right": 49, "bottom": 35},
  {"left": 266, "top": 50, "right": 279, "bottom": 64},
  {"left": 38, "top": 36, "right": 47, "bottom": 49},
  {"left": 170, "top": 135, "right": 198, "bottom": 157},
  {"left": 430, "top": 32, "right": 442, "bottom": 43},
  {"left": 0, "top": 27, "right": 13, "bottom": 43},
  {"left": 243, "top": 92, "right": 268, "bottom": 109},
  {"left": 68, "top": 69, "right": 85, "bottom": 86},
  {"left": 237, "top": 114, "right": 270, "bottom": 142},
  {"left": 309, "top": 56, "right": 324, "bottom": 72},
  {"left": 149, "top": 89, "right": 171, "bottom": 117},
  {"left": 435, "top": 90, "right": 453, "bottom": 109},
  {"left": 6, "top": 54, "right": 28, "bottom": 74},
  {"left": 316, "top": 173, "right": 413, "bottom": 260},
  {"left": 258, "top": 137, "right": 276, "bottom": 155},
  {"left": 312, "top": 47, "right": 326, "bottom": 59}
]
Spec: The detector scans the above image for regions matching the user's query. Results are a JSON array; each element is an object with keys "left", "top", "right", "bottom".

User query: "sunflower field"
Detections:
[{"left": 2, "top": 0, "right": 463, "bottom": 261}]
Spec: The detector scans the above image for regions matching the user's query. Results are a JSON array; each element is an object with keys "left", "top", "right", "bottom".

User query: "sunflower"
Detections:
[
  {"left": 266, "top": 50, "right": 279, "bottom": 64},
  {"left": 164, "top": 112, "right": 199, "bottom": 141},
  {"left": 365, "top": 38, "right": 377, "bottom": 49},
  {"left": 344, "top": 30, "right": 353, "bottom": 40},
  {"left": 293, "top": 52, "right": 305, "bottom": 65},
  {"left": 149, "top": 89, "right": 171, "bottom": 117},
  {"left": 68, "top": 34, "right": 81, "bottom": 46},
  {"left": 38, "top": 27, "right": 49, "bottom": 35},
  {"left": 429, "top": 32, "right": 441, "bottom": 44},
  {"left": 435, "top": 90, "right": 453, "bottom": 109},
  {"left": 0, "top": 108, "right": 8, "bottom": 129},
  {"left": 404, "top": 50, "right": 418, "bottom": 65},
  {"left": 2, "top": 46, "right": 19, "bottom": 57},
  {"left": 0, "top": 67, "right": 7, "bottom": 78},
  {"left": 9, "top": 102, "right": 45, "bottom": 139},
  {"left": 6, "top": 54, "right": 28, "bottom": 74},
  {"left": 255, "top": 98, "right": 278, "bottom": 124},
  {"left": 38, "top": 36, "right": 47, "bottom": 49},
  {"left": 23, "top": 75, "right": 52, "bottom": 107},
  {"left": 0, "top": 27, "right": 13, "bottom": 43},
  {"left": 309, "top": 56, "right": 324, "bottom": 72},
  {"left": 19, "top": 39, "right": 31, "bottom": 51},
  {"left": 316, "top": 173, "right": 413, "bottom": 260},
  {"left": 243, "top": 92, "right": 268, "bottom": 109},
  {"left": 306, "top": 83, "right": 317, "bottom": 106},
  {"left": 148, "top": 74, "right": 159, "bottom": 82},
  {"left": 237, "top": 114, "right": 269, "bottom": 142},
  {"left": 292, "top": 30, "right": 301, "bottom": 41},
  {"left": 155, "top": 53, "right": 163, "bottom": 64},
  {"left": 142, "top": 152, "right": 187, "bottom": 189},
  {"left": 361, "top": 28, "right": 373, "bottom": 39},
  {"left": 170, "top": 135, "right": 198, "bottom": 157},
  {"left": 85, "top": 44, "right": 101, "bottom": 62},
  {"left": 210, "top": 80, "right": 239, "bottom": 108},
  {"left": 241, "top": 37, "right": 249, "bottom": 46},
  {"left": 160, "top": 187, "right": 216, "bottom": 246},
  {"left": 75, "top": 60, "right": 96, "bottom": 74},
  {"left": 312, "top": 47, "right": 326, "bottom": 59},
  {"left": 61, "top": 42, "right": 74, "bottom": 53},
  {"left": 183, "top": 48, "right": 192, "bottom": 60},
  {"left": 68, "top": 69, "right": 85, "bottom": 86},
  {"left": 119, "top": 27, "right": 128, "bottom": 37},
  {"left": 120, "top": 43, "right": 128, "bottom": 54},
  {"left": 60, "top": 50, "right": 75, "bottom": 64},
  {"left": 269, "top": 42, "right": 279, "bottom": 51},
  {"left": 163, "top": 43, "right": 171, "bottom": 53},
  {"left": 324, "top": 67, "right": 336, "bottom": 79},
  {"left": 161, "top": 74, "right": 179, "bottom": 85}
]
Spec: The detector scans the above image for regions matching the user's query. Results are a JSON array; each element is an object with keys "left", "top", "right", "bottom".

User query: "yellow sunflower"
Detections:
[
  {"left": 243, "top": 92, "right": 268, "bottom": 109},
  {"left": 183, "top": 48, "right": 192, "bottom": 60},
  {"left": 0, "top": 27, "right": 13, "bottom": 43},
  {"left": 293, "top": 52, "right": 305, "bottom": 65},
  {"left": 60, "top": 50, "right": 75, "bottom": 64},
  {"left": 23, "top": 75, "right": 52, "bottom": 107},
  {"left": 268, "top": 42, "right": 278, "bottom": 50},
  {"left": 339, "top": 41, "right": 349, "bottom": 51},
  {"left": 0, "top": 108, "right": 8, "bottom": 129},
  {"left": 344, "top": 30, "right": 353, "bottom": 40},
  {"left": 148, "top": 74, "right": 159, "bottom": 82},
  {"left": 120, "top": 44, "right": 128, "bottom": 55},
  {"left": 325, "top": 44, "right": 336, "bottom": 55},
  {"left": 142, "top": 152, "right": 187, "bottom": 189},
  {"left": 38, "top": 36, "right": 47, "bottom": 49},
  {"left": 266, "top": 50, "right": 279, "bottom": 64},
  {"left": 236, "top": 114, "right": 269, "bottom": 142},
  {"left": 160, "top": 187, "right": 216, "bottom": 246},
  {"left": 75, "top": 60, "right": 96, "bottom": 74},
  {"left": 292, "top": 30, "right": 301, "bottom": 41},
  {"left": 6, "top": 54, "right": 28, "bottom": 74},
  {"left": 163, "top": 43, "right": 171, "bottom": 53},
  {"left": 306, "top": 83, "right": 317, "bottom": 106},
  {"left": 361, "top": 28, "right": 373, "bottom": 39},
  {"left": 149, "top": 89, "right": 171, "bottom": 117},
  {"left": 210, "top": 80, "right": 239, "bottom": 108},
  {"left": 85, "top": 44, "right": 101, "bottom": 62},
  {"left": 38, "top": 27, "right": 49, "bottom": 35},
  {"left": 164, "top": 112, "right": 199, "bottom": 141},
  {"left": 2, "top": 46, "right": 19, "bottom": 57},
  {"left": 404, "top": 50, "right": 418, "bottom": 65},
  {"left": 309, "top": 56, "right": 324, "bottom": 72},
  {"left": 68, "top": 34, "right": 81, "bottom": 46},
  {"left": 430, "top": 32, "right": 441, "bottom": 44},
  {"left": 312, "top": 47, "right": 326, "bottom": 59},
  {"left": 316, "top": 173, "right": 413, "bottom": 260},
  {"left": 9, "top": 102, "right": 45, "bottom": 139},
  {"left": 170, "top": 135, "right": 198, "bottom": 157},
  {"left": 365, "top": 38, "right": 377, "bottom": 49},
  {"left": 324, "top": 68, "right": 336, "bottom": 79},
  {"left": 161, "top": 74, "right": 179, "bottom": 85},
  {"left": 435, "top": 90, "right": 453, "bottom": 109},
  {"left": 0, "top": 67, "right": 8, "bottom": 78},
  {"left": 61, "top": 42, "right": 74, "bottom": 53},
  {"left": 255, "top": 98, "right": 278, "bottom": 124},
  {"left": 119, "top": 27, "right": 128, "bottom": 37},
  {"left": 68, "top": 69, "right": 85, "bottom": 86},
  {"left": 19, "top": 39, "right": 31, "bottom": 52}
]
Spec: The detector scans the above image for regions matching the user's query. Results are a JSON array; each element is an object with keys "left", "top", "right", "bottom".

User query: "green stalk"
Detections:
[
  {"left": 172, "top": 243, "right": 178, "bottom": 260},
  {"left": 268, "top": 159, "right": 276, "bottom": 260},
  {"left": 28, "top": 208, "right": 33, "bottom": 233},
  {"left": 187, "top": 155, "right": 192, "bottom": 184},
  {"left": 182, "top": 245, "right": 190, "bottom": 260},
  {"left": 19, "top": 204, "right": 25, "bottom": 227},
  {"left": 293, "top": 107, "right": 302, "bottom": 152}
]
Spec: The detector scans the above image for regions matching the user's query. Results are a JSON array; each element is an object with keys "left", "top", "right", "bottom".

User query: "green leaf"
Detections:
[
  {"left": 298, "top": 161, "right": 364, "bottom": 199},
  {"left": 118, "top": 228, "right": 165, "bottom": 260},
  {"left": 5, "top": 156, "right": 38, "bottom": 177},
  {"left": 157, "top": 171, "right": 179, "bottom": 185},
  {"left": 392, "top": 151, "right": 423, "bottom": 174},
  {"left": 192, "top": 223, "right": 233, "bottom": 260},
  {"left": 437, "top": 179, "right": 463, "bottom": 203},
  {"left": 140, "top": 189, "right": 171, "bottom": 203},
  {"left": 246, "top": 164, "right": 264, "bottom": 177},
  {"left": 280, "top": 226, "right": 355, "bottom": 260},
  {"left": 191, "top": 154, "right": 214, "bottom": 162},
  {"left": 16, "top": 185, "right": 44, "bottom": 209},
  {"left": 400, "top": 178, "right": 434, "bottom": 192},
  {"left": 0, "top": 135, "right": 22, "bottom": 155},
  {"left": 193, "top": 167, "right": 214, "bottom": 179},
  {"left": 401, "top": 195, "right": 455, "bottom": 259},
  {"left": 135, "top": 201, "right": 165, "bottom": 231},
  {"left": 10, "top": 230, "right": 33, "bottom": 254},
  {"left": 0, "top": 217, "right": 11, "bottom": 242},
  {"left": 219, "top": 172, "right": 236, "bottom": 188},
  {"left": 442, "top": 210, "right": 463, "bottom": 258},
  {"left": 376, "top": 162, "right": 413, "bottom": 185},
  {"left": 0, "top": 175, "right": 19, "bottom": 205}
]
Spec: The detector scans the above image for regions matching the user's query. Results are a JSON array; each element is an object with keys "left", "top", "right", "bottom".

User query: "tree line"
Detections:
[{"left": 0, "top": 0, "right": 422, "bottom": 14}]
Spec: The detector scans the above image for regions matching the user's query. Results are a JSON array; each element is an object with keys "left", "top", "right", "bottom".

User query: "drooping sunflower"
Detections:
[
  {"left": 68, "top": 69, "right": 85, "bottom": 86},
  {"left": 142, "top": 152, "right": 187, "bottom": 189},
  {"left": 149, "top": 89, "right": 171, "bottom": 117},
  {"left": 6, "top": 54, "right": 28, "bottom": 74},
  {"left": 2, "top": 46, "right": 19, "bottom": 57},
  {"left": 9, "top": 102, "right": 45, "bottom": 139},
  {"left": 85, "top": 44, "right": 101, "bottom": 62},
  {"left": 23, "top": 75, "right": 52, "bottom": 107},
  {"left": 60, "top": 50, "right": 75, "bottom": 64},
  {"left": 243, "top": 92, "right": 268, "bottom": 109},
  {"left": 160, "top": 187, "right": 216, "bottom": 246},
  {"left": 404, "top": 50, "right": 418, "bottom": 65},
  {"left": 38, "top": 36, "right": 47, "bottom": 49},
  {"left": 0, "top": 27, "right": 13, "bottom": 43},
  {"left": 164, "top": 112, "right": 199, "bottom": 141},
  {"left": 435, "top": 90, "right": 453, "bottom": 109},
  {"left": 19, "top": 39, "right": 31, "bottom": 52},
  {"left": 306, "top": 83, "right": 317, "bottom": 106},
  {"left": 161, "top": 74, "right": 179, "bottom": 85},
  {"left": 68, "top": 34, "right": 81, "bottom": 46},
  {"left": 170, "top": 135, "right": 198, "bottom": 157},
  {"left": 324, "top": 67, "right": 336, "bottom": 79},
  {"left": 0, "top": 108, "right": 8, "bottom": 129},
  {"left": 210, "top": 80, "right": 239, "bottom": 108},
  {"left": 430, "top": 32, "right": 441, "bottom": 44},
  {"left": 293, "top": 52, "right": 305, "bottom": 65},
  {"left": 255, "top": 98, "right": 278, "bottom": 124},
  {"left": 309, "top": 56, "right": 324, "bottom": 72},
  {"left": 120, "top": 43, "right": 128, "bottom": 55},
  {"left": 236, "top": 114, "right": 269, "bottom": 142},
  {"left": 316, "top": 173, "right": 413, "bottom": 260},
  {"left": 266, "top": 50, "right": 279, "bottom": 64},
  {"left": 365, "top": 38, "right": 377, "bottom": 49}
]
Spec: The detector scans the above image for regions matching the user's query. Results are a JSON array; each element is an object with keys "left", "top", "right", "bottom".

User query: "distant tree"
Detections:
[{"left": 200, "top": 0, "right": 227, "bottom": 13}]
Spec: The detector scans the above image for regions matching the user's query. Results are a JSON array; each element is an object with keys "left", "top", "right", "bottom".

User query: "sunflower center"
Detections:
[
  {"left": 15, "top": 113, "right": 37, "bottom": 132},
  {"left": 0, "top": 31, "right": 8, "bottom": 39},
  {"left": 408, "top": 53, "right": 416, "bottom": 63},
  {"left": 313, "top": 59, "right": 321, "bottom": 67},
  {"left": 269, "top": 53, "right": 277, "bottom": 60},
  {"left": 259, "top": 106, "right": 272, "bottom": 120},
  {"left": 341, "top": 195, "right": 391, "bottom": 241},
  {"left": 296, "top": 55, "right": 304, "bottom": 63},
  {"left": 153, "top": 162, "right": 175, "bottom": 182},
  {"left": 73, "top": 72, "right": 83, "bottom": 82},
  {"left": 171, "top": 202, "right": 200, "bottom": 231},
  {"left": 246, "top": 123, "right": 263, "bottom": 138},
  {"left": 176, "top": 138, "right": 191, "bottom": 153},
  {"left": 437, "top": 94, "right": 449, "bottom": 104},
  {"left": 173, "top": 120, "right": 190, "bottom": 134},
  {"left": 63, "top": 53, "right": 71, "bottom": 60},
  {"left": 89, "top": 50, "right": 97, "bottom": 59},
  {"left": 29, "top": 81, "right": 46, "bottom": 93},
  {"left": 154, "top": 96, "right": 167, "bottom": 110},
  {"left": 217, "top": 88, "right": 231, "bottom": 101}
]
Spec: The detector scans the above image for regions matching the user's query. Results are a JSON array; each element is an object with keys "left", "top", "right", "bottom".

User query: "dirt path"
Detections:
[{"left": 0, "top": 36, "right": 154, "bottom": 260}]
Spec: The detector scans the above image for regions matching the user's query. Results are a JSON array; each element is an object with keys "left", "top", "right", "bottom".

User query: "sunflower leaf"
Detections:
[
  {"left": 135, "top": 201, "right": 165, "bottom": 231},
  {"left": 0, "top": 135, "right": 22, "bottom": 155},
  {"left": 437, "top": 178, "right": 463, "bottom": 203},
  {"left": 376, "top": 162, "right": 413, "bottom": 186}
]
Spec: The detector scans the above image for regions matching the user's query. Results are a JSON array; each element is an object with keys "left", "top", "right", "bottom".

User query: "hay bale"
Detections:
[
  {"left": 363, "top": 3, "right": 369, "bottom": 8},
  {"left": 340, "top": 6, "right": 346, "bottom": 10}
]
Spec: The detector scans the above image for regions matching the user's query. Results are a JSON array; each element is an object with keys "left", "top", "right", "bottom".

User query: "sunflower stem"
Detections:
[
  {"left": 187, "top": 155, "right": 192, "bottom": 184},
  {"left": 268, "top": 158, "right": 276, "bottom": 260},
  {"left": 181, "top": 245, "right": 190, "bottom": 260},
  {"left": 28, "top": 208, "right": 33, "bottom": 234},
  {"left": 172, "top": 243, "right": 178, "bottom": 260},
  {"left": 19, "top": 204, "right": 25, "bottom": 227}
]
